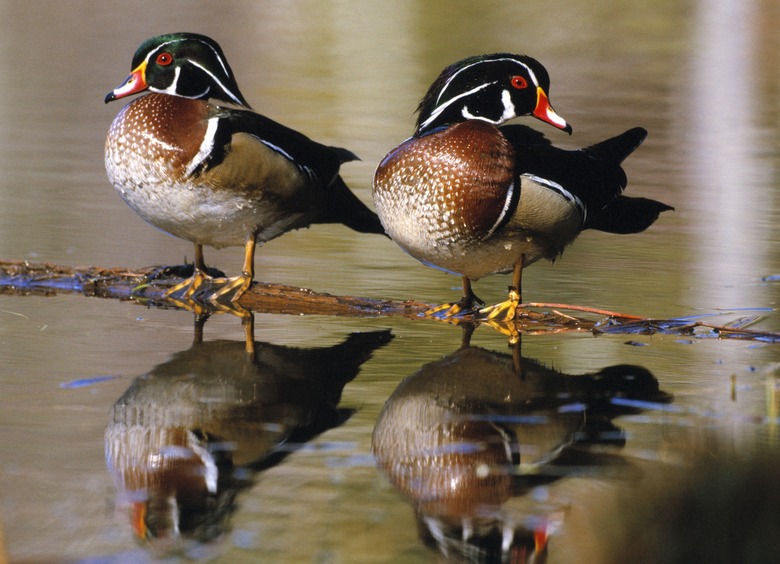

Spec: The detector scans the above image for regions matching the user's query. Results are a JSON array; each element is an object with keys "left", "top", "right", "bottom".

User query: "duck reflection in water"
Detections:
[
  {"left": 372, "top": 327, "right": 671, "bottom": 563},
  {"left": 105, "top": 314, "right": 392, "bottom": 550}
]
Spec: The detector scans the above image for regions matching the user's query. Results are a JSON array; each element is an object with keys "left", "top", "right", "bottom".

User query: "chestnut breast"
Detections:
[
  {"left": 373, "top": 121, "right": 515, "bottom": 256},
  {"left": 104, "top": 93, "right": 315, "bottom": 247},
  {"left": 105, "top": 93, "right": 210, "bottom": 188}
]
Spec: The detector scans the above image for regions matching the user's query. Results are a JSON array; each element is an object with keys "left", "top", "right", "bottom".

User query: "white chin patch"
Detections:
[
  {"left": 459, "top": 89, "right": 516, "bottom": 125},
  {"left": 500, "top": 89, "right": 516, "bottom": 121}
]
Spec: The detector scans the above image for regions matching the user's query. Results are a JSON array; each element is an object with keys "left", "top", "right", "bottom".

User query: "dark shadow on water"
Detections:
[
  {"left": 104, "top": 314, "right": 392, "bottom": 556},
  {"left": 372, "top": 325, "right": 672, "bottom": 563}
]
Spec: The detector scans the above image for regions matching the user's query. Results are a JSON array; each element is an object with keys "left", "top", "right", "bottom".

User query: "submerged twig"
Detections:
[{"left": 522, "top": 302, "right": 647, "bottom": 320}]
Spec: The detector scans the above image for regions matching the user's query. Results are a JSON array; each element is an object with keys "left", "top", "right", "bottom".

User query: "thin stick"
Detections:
[
  {"left": 693, "top": 321, "right": 780, "bottom": 340},
  {"left": 522, "top": 302, "right": 647, "bottom": 320}
]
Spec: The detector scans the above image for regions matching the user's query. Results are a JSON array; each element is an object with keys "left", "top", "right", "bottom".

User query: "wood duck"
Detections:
[
  {"left": 373, "top": 53, "right": 673, "bottom": 320},
  {"left": 105, "top": 33, "right": 385, "bottom": 304}
]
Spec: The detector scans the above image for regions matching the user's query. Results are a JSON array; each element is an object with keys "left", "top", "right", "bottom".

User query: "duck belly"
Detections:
[{"left": 109, "top": 176, "right": 308, "bottom": 248}]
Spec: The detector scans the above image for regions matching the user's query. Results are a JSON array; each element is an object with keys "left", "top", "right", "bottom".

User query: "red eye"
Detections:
[
  {"left": 156, "top": 52, "right": 173, "bottom": 66},
  {"left": 511, "top": 75, "right": 528, "bottom": 89}
]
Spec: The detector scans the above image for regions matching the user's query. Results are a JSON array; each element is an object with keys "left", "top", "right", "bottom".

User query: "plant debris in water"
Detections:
[{"left": 1, "top": 260, "right": 778, "bottom": 343}]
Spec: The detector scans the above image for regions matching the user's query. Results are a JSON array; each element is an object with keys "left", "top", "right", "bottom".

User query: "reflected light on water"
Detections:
[{"left": 685, "top": 0, "right": 769, "bottom": 307}]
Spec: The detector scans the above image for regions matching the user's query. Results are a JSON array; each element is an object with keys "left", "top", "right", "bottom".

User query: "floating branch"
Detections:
[
  {"left": 0, "top": 260, "right": 427, "bottom": 317},
  {"left": 1, "top": 260, "right": 777, "bottom": 342}
]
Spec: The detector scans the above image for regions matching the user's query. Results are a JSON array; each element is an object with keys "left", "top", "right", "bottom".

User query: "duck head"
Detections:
[
  {"left": 415, "top": 53, "right": 571, "bottom": 136},
  {"left": 105, "top": 32, "right": 250, "bottom": 107}
]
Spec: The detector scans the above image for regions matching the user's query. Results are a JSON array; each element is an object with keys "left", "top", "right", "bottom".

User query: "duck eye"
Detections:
[
  {"left": 510, "top": 76, "right": 528, "bottom": 90},
  {"left": 156, "top": 53, "right": 173, "bottom": 66}
]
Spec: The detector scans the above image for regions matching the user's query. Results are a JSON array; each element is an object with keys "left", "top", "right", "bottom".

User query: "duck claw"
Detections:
[
  {"left": 205, "top": 273, "right": 253, "bottom": 304},
  {"left": 424, "top": 302, "right": 461, "bottom": 319},
  {"left": 424, "top": 300, "right": 481, "bottom": 319},
  {"left": 476, "top": 301, "right": 518, "bottom": 323},
  {"left": 163, "top": 268, "right": 211, "bottom": 300},
  {"left": 475, "top": 289, "right": 521, "bottom": 323},
  {"left": 159, "top": 270, "right": 252, "bottom": 317}
]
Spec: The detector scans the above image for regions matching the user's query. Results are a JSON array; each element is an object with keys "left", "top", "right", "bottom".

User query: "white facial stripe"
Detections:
[
  {"left": 152, "top": 65, "right": 209, "bottom": 98},
  {"left": 460, "top": 108, "right": 501, "bottom": 125},
  {"left": 146, "top": 37, "right": 242, "bottom": 103},
  {"left": 192, "top": 38, "right": 232, "bottom": 78},
  {"left": 421, "top": 57, "right": 543, "bottom": 130},
  {"left": 520, "top": 63, "right": 539, "bottom": 88},
  {"left": 185, "top": 117, "right": 219, "bottom": 176},
  {"left": 461, "top": 106, "right": 484, "bottom": 121},
  {"left": 145, "top": 37, "right": 233, "bottom": 81},
  {"left": 144, "top": 38, "right": 184, "bottom": 65},
  {"left": 189, "top": 60, "right": 243, "bottom": 104},
  {"left": 145, "top": 37, "right": 230, "bottom": 75},
  {"left": 435, "top": 59, "right": 490, "bottom": 105},
  {"left": 457, "top": 88, "right": 516, "bottom": 125},
  {"left": 435, "top": 56, "right": 541, "bottom": 106},
  {"left": 420, "top": 81, "right": 494, "bottom": 130},
  {"left": 162, "top": 65, "right": 180, "bottom": 94}
]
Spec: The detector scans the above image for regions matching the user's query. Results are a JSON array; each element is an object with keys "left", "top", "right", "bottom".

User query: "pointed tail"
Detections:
[
  {"left": 584, "top": 127, "right": 648, "bottom": 165},
  {"left": 589, "top": 196, "right": 674, "bottom": 234},
  {"left": 322, "top": 176, "right": 388, "bottom": 236},
  {"left": 583, "top": 127, "right": 673, "bottom": 233}
]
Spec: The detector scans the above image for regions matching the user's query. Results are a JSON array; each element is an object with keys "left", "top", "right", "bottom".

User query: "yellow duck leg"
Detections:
[
  {"left": 478, "top": 256, "right": 524, "bottom": 323},
  {"left": 424, "top": 277, "right": 484, "bottom": 319},
  {"left": 207, "top": 237, "right": 256, "bottom": 304},
  {"left": 164, "top": 243, "right": 211, "bottom": 299}
]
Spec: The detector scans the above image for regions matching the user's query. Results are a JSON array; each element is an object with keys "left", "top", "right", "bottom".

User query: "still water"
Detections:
[{"left": 1, "top": 0, "right": 779, "bottom": 562}]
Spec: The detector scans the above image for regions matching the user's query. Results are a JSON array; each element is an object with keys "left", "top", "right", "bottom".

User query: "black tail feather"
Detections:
[
  {"left": 583, "top": 127, "right": 648, "bottom": 165},
  {"left": 322, "top": 176, "right": 388, "bottom": 236},
  {"left": 588, "top": 196, "right": 674, "bottom": 234}
]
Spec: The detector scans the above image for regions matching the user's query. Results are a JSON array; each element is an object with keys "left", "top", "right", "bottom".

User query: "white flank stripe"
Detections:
[
  {"left": 524, "top": 174, "right": 587, "bottom": 224},
  {"left": 256, "top": 136, "right": 315, "bottom": 179}
]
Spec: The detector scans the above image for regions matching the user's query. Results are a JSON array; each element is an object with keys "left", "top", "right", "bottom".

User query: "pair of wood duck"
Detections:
[{"left": 105, "top": 33, "right": 672, "bottom": 317}]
